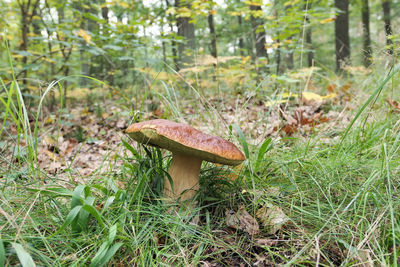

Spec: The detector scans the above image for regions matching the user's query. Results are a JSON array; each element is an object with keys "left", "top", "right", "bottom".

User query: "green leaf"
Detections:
[
  {"left": 49, "top": 205, "right": 82, "bottom": 237},
  {"left": 12, "top": 243, "right": 36, "bottom": 267},
  {"left": 89, "top": 243, "right": 109, "bottom": 267},
  {"left": 103, "top": 44, "right": 123, "bottom": 51},
  {"left": 102, "top": 196, "right": 115, "bottom": 212},
  {"left": 27, "top": 187, "right": 73, "bottom": 198},
  {"left": 71, "top": 185, "right": 86, "bottom": 208},
  {"left": 82, "top": 204, "right": 105, "bottom": 228},
  {"left": 101, "top": 243, "right": 123, "bottom": 266},
  {"left": 108, "top": 224, "right": 117, "bottom": 242}
]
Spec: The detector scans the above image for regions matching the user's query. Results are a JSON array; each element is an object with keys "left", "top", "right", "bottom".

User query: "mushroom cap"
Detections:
[{"left": 126, "top": 119, "right": 245, "bottom": 165}]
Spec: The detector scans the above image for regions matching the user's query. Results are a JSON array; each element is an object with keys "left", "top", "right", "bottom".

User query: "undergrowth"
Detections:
[{"left": 1, "top": 56, "right": 400, "bottom": 266}]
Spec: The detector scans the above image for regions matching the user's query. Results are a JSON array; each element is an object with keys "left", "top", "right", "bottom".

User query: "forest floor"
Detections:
[{"left": 1, "top": 65, "right": 400, "bottom": 265}]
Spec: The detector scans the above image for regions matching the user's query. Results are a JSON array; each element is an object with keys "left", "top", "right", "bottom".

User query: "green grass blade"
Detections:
[
  {"left": 122, "top": 139, "right": 141, "bottom": 160},
  {"left": 256, "top": 138, "right": 272, "bottom": 169},
  {"left": 230, "top": 124, "right": 249, "bottom": 159},
  {"left": 339, "top": 64, "right": 400, "bottom": 147},
  {"left": 48, "top": 205, "right": 82, "bottom": 238},
  {"left": 0, "top": 239, "right": 5, "bottom": 267},
  {"left": 12, "top": 243, "right": 36, "bottom": 267}
]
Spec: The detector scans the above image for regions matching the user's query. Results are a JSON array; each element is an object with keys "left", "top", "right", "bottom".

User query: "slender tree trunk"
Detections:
[
  {"left": 208, "top": 10, "right": 217, "bottom": 81},
  {"left": 382, "top": 0, "right": 393, "bottom": 55},
  {"left": 250, "top": 3, "right": 269, "bottom": 72},
  {"left": 161, "top": 24, "right": 167, "bottom": 65},
  {"left": 334, "top": 0, "right": 350, "bottom": 72},
  {"left": 274, "top": 4, "right": 281, "bottom": 74},
  {"left": 237, "top": 15, "right": 245, "bottom": 57},
  {"left": 282, "top": 3, "right": 293, "bottom": 71},
  {"left": 276, "top": 37, "right": 281, "bottom": 74},
  {"left": 175, "top": 0, "right": 196, "bottom": 68},
  {"left": 286, "top": 36, "right": 294, "bottom": 70},
  {"left": 208, "top": 12, "right": 217, "bottom": 58},
  {"left": 361, "top": 0, "right": 372, "bottom": 67},
  {"left": 305, "top": 3, "right": 313, "bottom": 67}
]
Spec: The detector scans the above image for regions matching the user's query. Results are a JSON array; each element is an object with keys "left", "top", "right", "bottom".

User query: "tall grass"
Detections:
[{"left": 1, "top": 50, "right": 400, "bottom": 265}]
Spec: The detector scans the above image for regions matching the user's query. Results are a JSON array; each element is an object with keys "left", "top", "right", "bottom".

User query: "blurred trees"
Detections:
[{"left": 0, "top": 0, "right": 398, "bottom": 94}]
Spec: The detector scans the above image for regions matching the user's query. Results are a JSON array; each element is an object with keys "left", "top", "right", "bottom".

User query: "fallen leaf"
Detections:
[
  {"left": 301, "top": 91, "right": 337, "bottom": 104},
  {"left": 387, "top": 98, "right": 400, "bottom": 113},
  {"left": 254, "top": 238, "right": 278, "bottom": 247},
  {"left": 226, "top": 205, "right": 259, "bottom": 236},
  {"left": 256, "top": 203, "right": 289, "bottom": 234}
]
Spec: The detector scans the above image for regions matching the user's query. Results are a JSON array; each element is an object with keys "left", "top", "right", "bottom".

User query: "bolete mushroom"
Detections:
[{"left": 126, "top": 119, "right": 245, "bottom": 203}]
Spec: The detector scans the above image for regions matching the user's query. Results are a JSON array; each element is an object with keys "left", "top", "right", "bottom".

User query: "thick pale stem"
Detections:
[{"left": 164, "top": 152, "right": 202, "bottom": 202}]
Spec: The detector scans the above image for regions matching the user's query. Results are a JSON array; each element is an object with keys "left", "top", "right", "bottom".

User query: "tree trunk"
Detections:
[
  {"left": 100, "top": 0, "right": 110, "bottom": 80},
  {"left": 237, "top": 15, "right": 245, "bottom": 57},
  {"left": 208, "top": 12, "right": 217, "bottom": 58},
  {"left": 305, "top": 3, "right": 313, "bottom": 67},
  {"left": 334, "top": 0, "right": 350, "bottom": 72},
  {"left": 361, "top": 0, "right": 372, "bottom": 67},
  {"left": 382, "top": 0, "right": 393, "bottom": 55},
  {"left": 250, "top": 3, "right": 269, "bottom": 72},
  {"left": 276, "top": 37, "right": 281, "bottom": 74},
  {"left": 175, "top": 0, "right": 196, "bottom": 68}
]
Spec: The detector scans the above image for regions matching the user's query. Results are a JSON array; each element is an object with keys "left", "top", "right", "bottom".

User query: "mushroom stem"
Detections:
[{"left": 164, "top": 152, "right": 202, "bottom": 202}]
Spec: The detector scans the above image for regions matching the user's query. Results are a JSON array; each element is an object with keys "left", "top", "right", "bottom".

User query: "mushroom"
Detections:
[{"left": 126, "top": 119, "right": 245, "bottom": 203}]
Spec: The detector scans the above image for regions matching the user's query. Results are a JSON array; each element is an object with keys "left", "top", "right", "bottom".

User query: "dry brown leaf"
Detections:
[{"left": 226, "top": 205, "right": 259, "bottom": 236}]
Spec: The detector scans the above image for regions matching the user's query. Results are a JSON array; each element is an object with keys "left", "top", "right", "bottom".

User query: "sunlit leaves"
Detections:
[{"left": 75, "top": 29, "right": 93, "bottom": 45}]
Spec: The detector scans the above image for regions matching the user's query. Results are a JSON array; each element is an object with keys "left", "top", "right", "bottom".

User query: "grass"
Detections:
[{"left": 1, "top": 58, "right": 400, "bottom": 266}]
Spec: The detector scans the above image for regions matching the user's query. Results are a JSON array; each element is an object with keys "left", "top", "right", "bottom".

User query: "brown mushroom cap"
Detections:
[{"left": 126, "top": 119, "right": 245, "bottom": 165}]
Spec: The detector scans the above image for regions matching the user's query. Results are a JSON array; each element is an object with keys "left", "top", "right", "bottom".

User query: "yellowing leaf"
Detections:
[
  {"left": 118, "top": 2, "right": 130, "bottom": 8},
  {"left": 321, "top": 93, "right": 337, "bottom": 100},
  {"left": 76, "top": 29, "right": 93, "bottom": 44},
  {"left": 166, "top": 7, "right": 176, "bottom": 15},
  {"left": 301, "top": 91, "right": 337, "bottom": 103},
  {"left": 228, "top": 11, "right": 242, "bottom": 16},
  {"left": 302, "top": 91, "right": 323, "bottom": 102},
  {"left": 177, "top": 7, "right": 192, "bottom": 18},
  {"left": 281, "top": 92, "right": 298, "bottom": 99},
  {"left": 320, "top": 17, "right": 336, "bottom": 24},
  {"left": 245, "top": 1, "right": 262, "bottom": 6}
]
